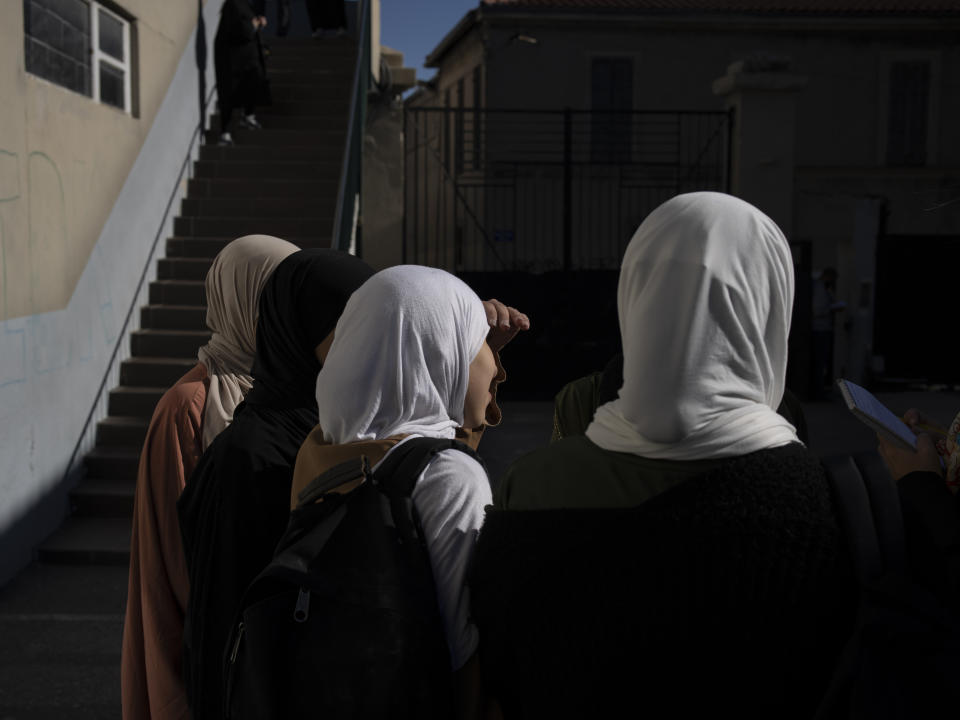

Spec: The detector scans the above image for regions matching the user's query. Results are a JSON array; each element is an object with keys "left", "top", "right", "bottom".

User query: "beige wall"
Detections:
[{"left": 0, "top": 0, "right": 206, "bottom": 321}]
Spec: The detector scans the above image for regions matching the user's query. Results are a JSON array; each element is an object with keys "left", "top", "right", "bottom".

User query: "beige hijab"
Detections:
[{"left": 196, "top": 234, "right": 299, "bottom": 449}]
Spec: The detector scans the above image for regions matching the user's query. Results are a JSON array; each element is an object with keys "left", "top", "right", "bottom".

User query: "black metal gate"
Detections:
[{"left": 403, "top": 107, "right": 732, "bottom": 272}]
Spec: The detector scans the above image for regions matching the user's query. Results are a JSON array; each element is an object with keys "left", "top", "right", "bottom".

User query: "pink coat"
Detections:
[{"left": 122, "top": 363, "right": 208, "bottom": 720}]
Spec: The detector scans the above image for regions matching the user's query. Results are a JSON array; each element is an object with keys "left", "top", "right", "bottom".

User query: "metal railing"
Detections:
[
  {"left": 331, "top": 0, "right": 371, "bottom": 254},
  {"left": 404, "top": 107, "right": 732, "bottom": 272}
]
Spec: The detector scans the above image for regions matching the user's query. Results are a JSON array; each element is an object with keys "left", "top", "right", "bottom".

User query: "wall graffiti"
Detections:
[
  {"left": 0, "top": 147, "right": 107, "bottom": 391},
  {"left": 0, "top": 150, "right": 27, "bottom": 390}
]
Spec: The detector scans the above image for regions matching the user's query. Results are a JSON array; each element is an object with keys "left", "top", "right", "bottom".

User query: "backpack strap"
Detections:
[
  {"left": 852, "top": 452, "right": 907, "bottom": 578},
  {"left": 815, "top": 452, "right": 908, "bottom": 720},
  {"left": 372, "top": 437, "right": 483, "bottom": 548},
  {"left": 821, "top": 454, "right": 883, "bottom": 584}
]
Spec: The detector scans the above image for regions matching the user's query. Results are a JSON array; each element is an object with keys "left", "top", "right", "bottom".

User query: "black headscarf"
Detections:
[
  {"left": 178, "top": 249, "right": 373, "bottom": 719},
  {"left": 246, "top": 248, "right": 374, "bottom": 409}
]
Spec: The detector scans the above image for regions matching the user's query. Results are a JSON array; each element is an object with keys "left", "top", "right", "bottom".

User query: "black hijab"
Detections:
[
  {"left": 246, "top": 248, "right": 374, "bottom": 409},
  {"left": 178, "top": 249, "right": 373, "bottom": 720}
]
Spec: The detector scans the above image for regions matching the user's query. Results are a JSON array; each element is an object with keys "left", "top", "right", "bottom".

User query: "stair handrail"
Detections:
[
  {"left": 59, "top": 86, "right": 217, "bottom": 492},
  {"left": 331, "top": 0, "right": 372, "bottom": 253}
]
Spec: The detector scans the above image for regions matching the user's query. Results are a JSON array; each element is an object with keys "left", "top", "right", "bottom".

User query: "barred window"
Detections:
[
  {"left": 591, "top": 57, "right": 633, "bottom": 164},
  {"left": 24, "top": 0, "right": 133, "bottom": 113},
  {"left": 886, "top": 60, "right": 930, "bottom": 167}
]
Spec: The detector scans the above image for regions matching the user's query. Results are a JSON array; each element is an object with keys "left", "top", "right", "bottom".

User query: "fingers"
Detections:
[
  {"left": 507, "top": 306, "right": 530, "bottom": 331},
  {"left": 482, "top": 299, "right": 511, "bottom": 329}
]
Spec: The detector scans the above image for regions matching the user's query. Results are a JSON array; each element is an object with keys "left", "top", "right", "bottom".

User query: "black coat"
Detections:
[{"left": 214, "top": 0, "right": 262, "bottom": 105}]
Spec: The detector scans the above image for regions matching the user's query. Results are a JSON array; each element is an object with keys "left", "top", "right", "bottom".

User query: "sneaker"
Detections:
[
  {"left": 238, "top": 114, "right": 262, "bottom": 130},
  {"left": 218, "top": 132, "right": 234, "bottom": 146},
  {"left": 335, "top": 27, "right": 347, "bottom": 37},
  {"left": 311, "top": 28, "right": 324, "bottom": 39}
]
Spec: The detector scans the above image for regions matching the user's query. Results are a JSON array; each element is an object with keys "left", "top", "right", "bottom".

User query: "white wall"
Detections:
[{"left": 0, "top": 0, "right": 221, "bottom": 585}]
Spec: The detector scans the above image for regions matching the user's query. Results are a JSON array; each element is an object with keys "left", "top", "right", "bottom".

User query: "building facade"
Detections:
[{"left": 405, "top": 0, "right": 960, "bottom": 385}]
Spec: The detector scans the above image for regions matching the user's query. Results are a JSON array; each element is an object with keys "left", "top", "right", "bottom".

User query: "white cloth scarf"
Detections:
[
  {"left": 197, "top": 234, "right": 299, "bottom": 449},
  {"left": 315, "top": 265, "right": 489, "bottom": 444},
  {"left": 586, "top": 192, "right": 801, "bottom": 460}
]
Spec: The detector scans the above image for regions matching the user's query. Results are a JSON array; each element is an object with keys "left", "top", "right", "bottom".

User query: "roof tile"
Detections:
[{"left": 480, "top": 0, "right": 960, "bottom": 14}]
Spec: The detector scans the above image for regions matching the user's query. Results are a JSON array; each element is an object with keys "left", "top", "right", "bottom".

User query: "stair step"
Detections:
[
  {"left": 192, "top": 159, "right": 341, "bottom": 180},
  {"left": 141, "top": 303, "right": 207, "bottom": 330},
  {"left": 181, "top": 196, "right": 334, "bottom": 219},
  {"left": 266, "top": 42, "right": 357, "bottom": 57},
  {"left": 266, "top": 53, "right": 357, "bottom": 68},
  {"left": 0, "top": 564, "right": 125, "bottom": 715},
  {"left": 157, "top": 257, "right": 214, "bottom": 281},
  {"left": 37, "top": 517, "right": 131, "bottom": 566},
  {"left": 267, "top": 76, "right": 355, "bottom": 88},
  {"left": 206, "top": 127, "right": 348, "bottom": 148},
  {"left": 211, "top": 112, "right": 348, "bottom": 129},
  {"left": 199, "top": 144, "right": 344, "bottom": 164},
  {"left": 108, "top": 386, "right": 165, "bottom": 417},
  {"left": 70, "top": 477, "right": 135, "bottom": 517},
  {"left": 85, "top": 446, "right": 141, "bottom": 478},
  {"left": 266, "top": 64, "right": 357, "bottom": 77},
  {"left": 131, "top": 329, "right": 211, "bottom": 359},
  {"left": 187, "top": 177, "right": 338, "bottom": 199},
  {"left": 149, "top": 279, "right": 206, "bottom": 305},
  {"left": 120, "top": 357, "right": 198, "bottom": 387},
  {"left": 0, "top": 563, "right": 128, "bottom": 614},
  {"left": 266, "top": 84, "right": 355, "bottom": 102},
  {"left": 95, "top": 416, "right": 149, "bottom": 447},
  {"left": 238, "top": 127, "right": 347, "bottom": 144},
  {"left": 242, "top": 98, "right": 351, "bottom": 115},
  {"left": 251, "top": 103, "right": 351, "bottom": 121},
  {"left": 174, "top": 216, "right": 332, "bottom": 238},
  {"left": 265, "top": 35, "right": 357, "bottom": 48}
]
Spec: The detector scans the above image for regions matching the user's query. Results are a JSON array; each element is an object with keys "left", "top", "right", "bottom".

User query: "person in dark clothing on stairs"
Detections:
[
  {"left": 306, "top": 0, "right": 347, "bottom": 38},
  {"left": 215, "top": 0, "right": 268, "bottom": 146},
  {"left": 251, "top": 0, "right": 291, "bottom": 37}
]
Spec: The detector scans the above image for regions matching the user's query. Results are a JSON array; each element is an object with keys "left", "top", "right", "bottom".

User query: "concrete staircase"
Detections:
[{"left": 0, "top": 36, "right": 356, "bottom": 718}]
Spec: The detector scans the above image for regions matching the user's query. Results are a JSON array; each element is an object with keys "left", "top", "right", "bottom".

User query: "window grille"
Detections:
[
  {"left": 23, "top": 0, "right": 133, "bottom": 113},
  {"left": 886, "top": 60, "right": 930, "bottom": 167}
]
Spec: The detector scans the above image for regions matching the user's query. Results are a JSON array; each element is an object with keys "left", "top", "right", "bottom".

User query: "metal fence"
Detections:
[{"left": 403, "top": 107, "right": 732, "bottom": 272}]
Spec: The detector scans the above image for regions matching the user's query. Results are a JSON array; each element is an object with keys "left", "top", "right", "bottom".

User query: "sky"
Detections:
[{"left": 379, "top": 0, "right": 481, "bottom": 85}]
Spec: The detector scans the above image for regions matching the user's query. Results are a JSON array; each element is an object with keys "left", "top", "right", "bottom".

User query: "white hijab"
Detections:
[
  {"left": 197, "top": 234, "right": 299, "bottom": 449},
  {"left": 315, "top": 265, "right": 489, "bottom": 444},
  {"left": 585, "top": 192, "right": 800, "bottom": 460}
]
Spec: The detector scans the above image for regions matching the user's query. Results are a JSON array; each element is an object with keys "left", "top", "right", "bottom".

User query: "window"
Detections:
[
  {"left": 590, "top": 57, "right": 633, "bottom": 163},
  {"left": 444, "top": 88, "right": 452, "bottom": 173},
  {"left": 886, "top": 60, "right": 930, "bottom": 166},
  {"left": 472, "top": 66, "right": 482, "bottom": 170},
  {"left": 24, "top": 0, "right": 133, "bottom": 113},
  {"left": 455, "top": 78, "right": 465, "bottom": 175}
]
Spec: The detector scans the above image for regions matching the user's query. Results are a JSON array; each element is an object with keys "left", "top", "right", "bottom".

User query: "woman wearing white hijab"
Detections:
[
  {"left": 471, "top": 193, "right": 857, "bottom": 718},
  {"left": 296, "top": 265, "right": 500, "bottom": 717},
  {"left": 122, "top": 234, "right": 297, "bottom": 720}
]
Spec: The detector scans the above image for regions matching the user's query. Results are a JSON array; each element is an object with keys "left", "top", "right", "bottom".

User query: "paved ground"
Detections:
[{"left": 1, "top": 390, "right": 958, "bottom": 717}]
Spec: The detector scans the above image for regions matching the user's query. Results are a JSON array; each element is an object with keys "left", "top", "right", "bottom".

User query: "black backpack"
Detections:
[
  {"left": 817, "top": 453, "right": 960, "bottom": 720},
  {"left": 223, "top": 437, "right": 481, "bottom": 719}
]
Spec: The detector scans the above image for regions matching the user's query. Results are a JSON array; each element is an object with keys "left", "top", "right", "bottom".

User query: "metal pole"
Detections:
[
  {"left": 195, "top": 0, "right": 207, "bottom": 136},
  {"left": 563, "top": 107, "right": 573, "bottom": 272},
  {"left": 725, "top": 106, "right": 735, "bottom": 194},
  {"left": 402, "top": 108, "right": 408, "bottom": 264}
]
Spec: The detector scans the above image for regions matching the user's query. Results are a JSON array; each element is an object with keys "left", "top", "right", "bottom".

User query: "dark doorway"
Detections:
[{"left": 874, "top": 234, "right": 958, "bottom": 382}]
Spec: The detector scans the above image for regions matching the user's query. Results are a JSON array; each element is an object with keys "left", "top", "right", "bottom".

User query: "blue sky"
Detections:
[{"left": 380, "top": 0, "right": 480, "bottom": 84}]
